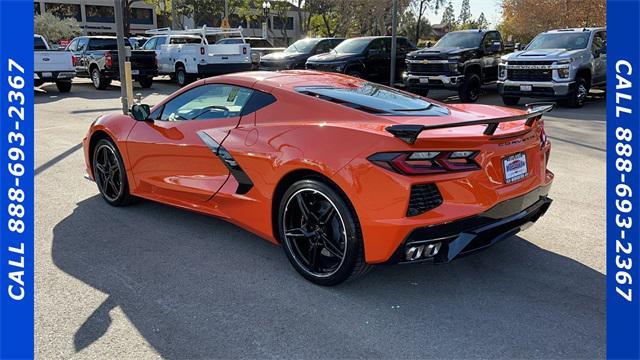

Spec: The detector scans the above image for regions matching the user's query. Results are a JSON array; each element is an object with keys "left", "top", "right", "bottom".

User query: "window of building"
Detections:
[
  {"left": 229, "top": 14, "right": 247, "bottom": 28},
  {"left": 34, "top": 3, "right": 41, "bottom": 15},
  {"left": 272, "top": 16, "right": 293, "bottom": 31},
  {"left": 85, "top": 5, "right": 115, "bottom": 23},
  {"left": 130, "top": 8, "right": 153, "bottom": 25},
  {"left": 44, "top": 2, "right": 81, "bottom": 21}
]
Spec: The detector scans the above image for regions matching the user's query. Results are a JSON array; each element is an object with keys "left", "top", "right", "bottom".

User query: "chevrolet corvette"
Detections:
[{"left": 83, "top": 70, "right": 554, "bottom": 285}]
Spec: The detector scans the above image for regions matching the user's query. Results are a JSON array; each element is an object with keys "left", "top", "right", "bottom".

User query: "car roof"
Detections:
[
  {"left": 212, "top": 70, "right": 368, "bottom": 92},
  {"left": 449, "top": 29, "right": 496, "bottom": 33},
  {"left": 545, "top": 27, "right": 604, "bottom": 33}
]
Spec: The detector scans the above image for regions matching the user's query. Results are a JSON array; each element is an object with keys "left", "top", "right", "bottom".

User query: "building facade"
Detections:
[{"left": 34, "top": 0, "right": 157, "bottom": 35}]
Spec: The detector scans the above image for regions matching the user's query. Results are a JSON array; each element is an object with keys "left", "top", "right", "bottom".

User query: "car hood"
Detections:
[
  {"left": 260, "top": 52, "right": 305, "bottom": 61},
  {"left": 503, "top": 48, "right": 582, "bottom": 61},
  {"left": 408, "top": 47, "right": 475, "bottom": 59},
  {"left": 307, "top": 52, "right": 354, "bottom": 62}
]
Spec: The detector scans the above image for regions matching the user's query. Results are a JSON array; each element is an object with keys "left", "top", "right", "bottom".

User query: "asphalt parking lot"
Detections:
[{"left": 35, "top": 78, "right": 605, "bottom": 359}]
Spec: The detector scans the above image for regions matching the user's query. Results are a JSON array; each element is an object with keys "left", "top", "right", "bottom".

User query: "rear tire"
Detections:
[
  {"left": 138, "top": 76, "right": 153, "bottom": 89},
  {"left": 501, "top": 96, "right": 519, "bottom": 106},
  {"left": 55, "top": 81, "right": 72, "bottom": 93},
  {"left": 91, "top": 68, "right": 110, "bottom": 90},
  {"left": 278, "top": 179, "right": 371, "bottom": 286},
  {"left": 458, "top": 73, "right": 481, "bottom": 103},
  {"left": 92, "top": 138, "right": 136, "bottom": 207}
]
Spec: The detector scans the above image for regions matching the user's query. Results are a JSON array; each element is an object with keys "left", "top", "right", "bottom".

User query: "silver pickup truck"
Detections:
[{"left": 498, "top": 28, "right": 606, "bottom": 107}]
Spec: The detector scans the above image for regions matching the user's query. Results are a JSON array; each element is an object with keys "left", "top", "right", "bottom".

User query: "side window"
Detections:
[
  {"left": 155, "top": 37, "right": 167, "bottom": 49},
  {"left": 66, "top": 38, "right": 78, "bottom": 51},
  {"left": 77, "top": 38, "right": 89, "bottom": 52},
  {"left": 397, "top": 38, "right": 414, "bottom": 52},
  {"left": 592, "top": 31, "right": 606, "bottom": 54},
  {"left": 483, "top": 32, "right": 498, "bottom": 47},
  {"left": 331, "top": 39, "right": 343, "bottom": 48},
  {"left": 160, "top": 84, "right": 254, "bottom": 121},
  {"left": 369, "top": 38, "right": 384, "bottom": 52},
  {"left": 315, "top": 40, "right": 332, "bottom": 54},
  {"left": 143, "top": 37, "right": 157, "bottom": 50}
]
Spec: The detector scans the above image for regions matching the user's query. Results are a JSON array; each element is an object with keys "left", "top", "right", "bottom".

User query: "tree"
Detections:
[
  {"left": 440, "top": 0, "right": 456, "bottom": 28},
  {"left": 271, "top": 0, "right": 292, "bottom": 45},
  {"left": 499, "top": 0, "right": 606, "bottom": 43},
  {"left": 34, "top": 13, "right": 82, "bottom": 43},
  {"left": 475, "top": 12, "right": 488, "bottom": 29},
  {"left": 457, "top": 0, "right": 472, "bottom": 28}
]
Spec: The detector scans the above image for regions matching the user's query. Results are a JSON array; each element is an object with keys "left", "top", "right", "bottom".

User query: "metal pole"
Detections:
[
  {"left": 114, "top": 0, "right": 129, "bottom": 114},
  {"left": 390, "top": 0, "right": 398, "bottom": 87}
]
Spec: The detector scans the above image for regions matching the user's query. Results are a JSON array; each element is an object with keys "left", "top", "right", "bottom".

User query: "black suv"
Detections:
[
  {"left": 305, "top": 36, "right": 416, "bottom": 82},
  {"left": 404, "top": 29, "right": 506, "bottom": 102},
  {"left": 259, "top": 37, "right": 344, "bottom": 71}
]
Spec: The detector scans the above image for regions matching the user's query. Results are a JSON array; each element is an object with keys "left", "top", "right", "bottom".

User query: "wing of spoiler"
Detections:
[{"left": 385, "top": 103, "right": 554, "bottom": 144}]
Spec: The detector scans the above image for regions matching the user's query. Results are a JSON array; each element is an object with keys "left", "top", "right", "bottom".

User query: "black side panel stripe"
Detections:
[{"left": 197, "top": 130, "right": 254, "bottom": 195}]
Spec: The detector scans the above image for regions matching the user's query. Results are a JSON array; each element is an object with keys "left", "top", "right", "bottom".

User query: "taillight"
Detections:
[
  {"left": 71, "top": 55, "right": 77, "bottom": 66},
  {"left": 104, "top": 51, "right": 112, "bottom": 68},
  {"left": 200, "top": 47, "right": 205, "bottom": 55},
  {"left": 368, "top": 151, "right": 480, "bottom": 175},
  {"left": 243, "top": 46, "right": 247, "bottom": 55}
]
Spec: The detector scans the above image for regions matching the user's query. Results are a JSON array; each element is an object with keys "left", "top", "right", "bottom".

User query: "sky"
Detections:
[{"left": 425, "top": 0, "right": 502, "bottom": 27}]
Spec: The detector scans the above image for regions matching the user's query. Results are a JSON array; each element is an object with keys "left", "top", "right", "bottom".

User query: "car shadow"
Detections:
[
  {"left": 51, "top": 196, "right": 605, "bottom": 359},
  {"left": 34, "top": 78, "right": 177, "bottom": 106}
]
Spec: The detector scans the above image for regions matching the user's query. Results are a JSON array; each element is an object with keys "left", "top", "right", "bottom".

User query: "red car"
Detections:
[{"left": 83, "top": 71, "right": 554, "bottom": 285}]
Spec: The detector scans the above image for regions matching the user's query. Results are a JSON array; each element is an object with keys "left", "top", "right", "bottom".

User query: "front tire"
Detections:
[
  {"left": 458, "top": 73, "right": 481, "bottom": 103},
  {"left": 175, "top": 66, "right": 194, "bottom": 87},
  {"left": 55, "top": 81, "right": 72, "bottom": 93},
  {"left": 278, "top": 179, "right": 371, "bottom": 286},
  {"left": 568, "top": 76, "right": 589, "bottom": 108},
  {"left": 92, "top": 138, "right": 135, "bottom": 207}
]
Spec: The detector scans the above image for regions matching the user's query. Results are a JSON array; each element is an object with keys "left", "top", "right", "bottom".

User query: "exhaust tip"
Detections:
[{"left": 405, "top": 242, "right": 441, "bottom": 261}]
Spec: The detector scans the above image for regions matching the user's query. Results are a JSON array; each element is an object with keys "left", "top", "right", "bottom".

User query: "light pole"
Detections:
[
  {"left": 390, "top": 0, "right": 398, "bottom": 87},
  {"left": 262, "top": 1, "right": 271, "bottom": 40}
]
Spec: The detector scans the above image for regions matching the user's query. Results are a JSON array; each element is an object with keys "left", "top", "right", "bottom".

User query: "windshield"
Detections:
[
  {"left": 526, "top": 33, "right": 590, "bottom": 50},
  {"left": 434, "top": 32, "right": 483, "bottom": 49},
  {"left": 332, "top": 38, "right": 371, "bottom": 54},
  {"left": 284, "top": 38, "right": 320, "bottom": 53}
]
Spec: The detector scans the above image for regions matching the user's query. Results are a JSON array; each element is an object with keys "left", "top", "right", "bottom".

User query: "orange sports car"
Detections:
[{"left": 83, "top": 71, "right": 554, "bottom": 285}]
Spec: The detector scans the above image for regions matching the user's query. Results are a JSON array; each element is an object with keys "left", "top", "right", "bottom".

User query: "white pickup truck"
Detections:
[
  {"left": 34, "top": 34, "right": 76, "bottom": 92},
  {"left": 143, "top": 26, "right": 252, "bottom": 87}
]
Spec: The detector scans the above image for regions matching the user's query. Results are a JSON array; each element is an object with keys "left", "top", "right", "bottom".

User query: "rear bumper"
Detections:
[
  {"left": 198, "top": 63, "right": 252, "bottom": 76},
  {"left": 384, "top": 184, "right": 552, "bottom": 264},
  {"left": 34, "top": 71, "right": 76, "bottom": 82},
  {"left": 103, "top": 68, "right": 158, "bottom": 79},
  {"left": 498, "top": 80, "right": 576, "bottom": 97}
]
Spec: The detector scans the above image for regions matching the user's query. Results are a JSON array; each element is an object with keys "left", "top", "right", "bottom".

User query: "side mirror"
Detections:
[{"left": 131, "top": 104, "right": 151, "bottom": 121}]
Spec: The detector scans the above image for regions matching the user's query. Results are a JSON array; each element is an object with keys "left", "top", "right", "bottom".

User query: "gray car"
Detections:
[{"left": 497, "top": 28, "right": 606, "bottom": 107}]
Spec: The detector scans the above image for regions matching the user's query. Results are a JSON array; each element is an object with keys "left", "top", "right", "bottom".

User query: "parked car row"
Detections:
[{"left": 36, "top": 26, "right": 606, "bottom": 108}]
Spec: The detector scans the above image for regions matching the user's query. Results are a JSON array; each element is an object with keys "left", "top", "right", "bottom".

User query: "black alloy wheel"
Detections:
[
  {"left": 92, "top": 139, "right": 135, "bottom": 206},
  {"left": 459, "top": 73, "right": 481, "bottom": 103},
  {"left": 279, "top": 179, "right": 371, "bottom": 286},
  {"left": 568, "top": 76, "right": 589, "bottom": 108}
]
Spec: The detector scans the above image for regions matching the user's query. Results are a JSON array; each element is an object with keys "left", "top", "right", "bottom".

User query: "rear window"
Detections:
[
  {"left": 171, "top": 36, "right": 202, "bottom": 44},
  {"left": 247, "top": 39, "right": 273, "bottom": 48},
  {"left": 34, "top": 36, "right": 47, "bottom": 50},
  {"left": 297, "top": 82, "right": 448, "bottom": 116},
  {"left": 88, "top": 38, "right": 132, "bottom": 50}
]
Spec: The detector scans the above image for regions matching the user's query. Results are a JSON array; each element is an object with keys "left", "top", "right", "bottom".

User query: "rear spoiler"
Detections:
[{"left": 386, "top": 103, "right": 554, "bottom": 144}]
